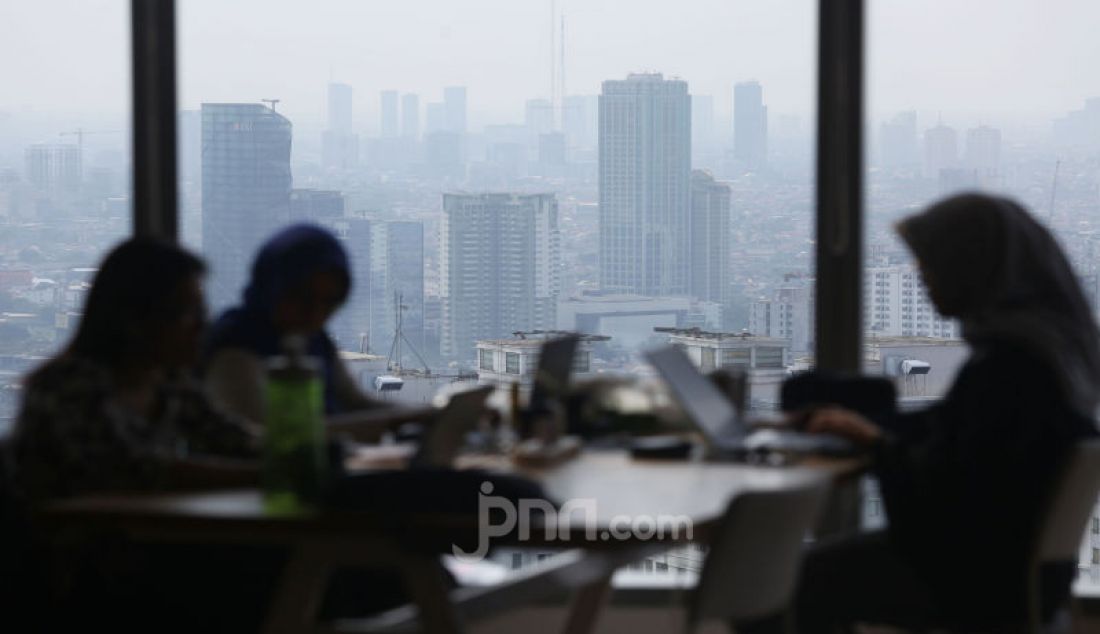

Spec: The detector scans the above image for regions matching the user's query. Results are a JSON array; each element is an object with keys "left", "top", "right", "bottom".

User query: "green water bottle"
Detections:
[{"left": 263, "top": 335, "right": 327, "bottom": 513}]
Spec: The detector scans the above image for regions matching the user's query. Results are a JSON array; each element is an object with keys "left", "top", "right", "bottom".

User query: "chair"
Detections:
[
  {"left": 686, "top": 475, "right": 831, "bottom": 633},
  {"left": 905, "top": 439, "right": 1100, "bottom": 634},
  {"left": 1023, "top": 439, "right": 1100, "bottom": 634}
]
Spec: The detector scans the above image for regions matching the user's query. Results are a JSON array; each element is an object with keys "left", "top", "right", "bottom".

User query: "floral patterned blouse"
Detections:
[{"left": 11, "top": 356, "right": 259, "bottom": 503}]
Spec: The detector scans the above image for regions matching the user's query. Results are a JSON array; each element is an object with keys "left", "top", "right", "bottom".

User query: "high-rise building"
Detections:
[
  {"left": 401, "top": 93, "right": 420, "bottom": 139},
  {"left": 289, "top": 189, "right": 344, "bottom": 222},
  {"left": 525, "top": 98, "right": 554, "bottom": 135},
  {"left": 598, "top": 73, "right": 691, "bottom": 296},
  {"left": 370, "top": 221, "right": 425, "bottom": 363},
  {"left": 733, "top": 81, "right": 767, "bottom": 170},
  {"left": 441, "top": 193, "right": 560, "bottom": 361},
  {"left": 689, "top": 170, "right": 731, "bottom": 307},
  {"left": 444, "top": 86, "right": 467, "bottom": 134},
  {"left": 750, "top": 276, "right": 815, "bottom": 355},
  {"left": 327, "top": 82, "right": 353, "bottom": 133},
  {"left": 879, "top": 111, "right": 918, "bottom": 169},
  {"left": 924, "top": 122, "right": 958, "bottom": 179},
  {"left": 865, "top": 264, "right": 957, "bottom": 338},
  {"left": 328, "top": 216, "right": 372, "bottom": 352},
  {"left": 24, "top": 144, "right": 81, "bottom": 193},
  {"left": 202, "top": 103, "right": 292, "bottom": 309},
  {"left": 380, "top": 90, "right": 400, "bottom": 138},
  {"left": 964, "top": 125, "right": 1001, "bottom": 174},
  {"left": 322, "top": 82, "right": 358, "bottom": 169}
]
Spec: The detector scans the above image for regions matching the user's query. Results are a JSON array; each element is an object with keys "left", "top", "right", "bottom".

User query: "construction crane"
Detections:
[{"left": 58, "top": 128, "right": 120, "bottom": 154}]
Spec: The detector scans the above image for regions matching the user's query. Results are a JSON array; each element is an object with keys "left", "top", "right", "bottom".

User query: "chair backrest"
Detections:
[
  {"left": 1036, "top": 439, "right": 1100, "bottom": 563},
  {"left": 688, "top": 475, "right": 831, "bottom": 627}
]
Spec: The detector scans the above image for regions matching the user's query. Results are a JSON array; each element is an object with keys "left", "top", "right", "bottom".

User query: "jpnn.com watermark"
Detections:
[{"left": 453, "top": 481, "right": 694, "bottom": 561}]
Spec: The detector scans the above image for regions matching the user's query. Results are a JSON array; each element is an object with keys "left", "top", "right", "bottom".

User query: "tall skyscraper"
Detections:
[
  {"left": 24, "top": 144, "right": 81, "bottom": 193},
  {"left": 879, "top": 111, "right": 918, "bottom": 169},
  {"left": 924, "top": 122, "right": 958, "bottom": 179},
  {"left": 964, "top": 125, "right": 1001, "bottom": 173},
  {"left": 441, "top": 193, "right": 560, "bottom": 361},
  {"left": 444, "top": 86, "right": 467, "bottom": 134},
  {"left": 401, "top": 93, "right": 420, "bottom": 139},
  {"left": 689, "top": 170, "right": 731, "bottom": 306},
  {"left": 380, "top": 90, "right": 400, "bottom": 138},
  {"left": 598, "top": 73, "right": 691, "bottom": 296},
  {"left": 289, "top": 189, "right": 344, "bottom": 222},
  {"left": 322, "top": 82, "right": 358, "bottom": 169},
  {"left": 327, "top": 82, "right": 353, "bottom": 133},
  {"left": 202, "top": 103, "right": 292, "bottom": 309},
  {"left": 370, "top": 221, "right": 425, "bottom": 362},
  {"left": 733, "top": 81, "right": 767, "bottom": 170}
]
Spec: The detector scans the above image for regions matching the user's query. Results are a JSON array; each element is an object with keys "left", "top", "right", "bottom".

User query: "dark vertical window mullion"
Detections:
[
  {"left": 815, "top": 0, "right": 864, "bottom": 372},
  {"left": 130, "top": 0, "right": 178, "bottom": 241}
]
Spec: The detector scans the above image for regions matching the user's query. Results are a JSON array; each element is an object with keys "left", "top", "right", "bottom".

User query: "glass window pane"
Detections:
[
  {"left": 0, "top": 1, "right": 132, "bottom": 430},
  {"left": 179, "top": 1, "right": 814, "bottom": 415}
]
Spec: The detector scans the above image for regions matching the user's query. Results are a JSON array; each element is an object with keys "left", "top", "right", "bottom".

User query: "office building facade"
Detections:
[
  {"left": 733, "top": 81, "right": 767, "bottom": 170},
  {"left": 441, "top": 193, "right": 560, "bottom": 362},
  {"left": 201, "top": 103, "right": 292, "bottom": 309},
  {"left": 598, "top": 73, "right": 691, "bottom": 296},
  {"left": 689, "top": 170, "right": 731, "bottom": 307},
  {"left": 369, "top": 221, "right": 426, "bottom": 364}
]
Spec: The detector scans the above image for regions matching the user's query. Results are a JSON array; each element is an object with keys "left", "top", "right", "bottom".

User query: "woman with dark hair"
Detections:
[
  {"left": 786, "top": 193, "right": 1100, "bottom": 632},
  {"left": 205, "top": 224, "right": 388, "bottom": 426},
  {"left": 13, "top": 238, "right": 259, "bottom": 502},
  {"left": 11, "top": 239, "right": 276, "bottom": 633}
]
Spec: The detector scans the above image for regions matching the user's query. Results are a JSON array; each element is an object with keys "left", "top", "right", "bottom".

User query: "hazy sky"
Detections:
[{"left": 4, "top": 0, "right": 1100, "bottom": 134}]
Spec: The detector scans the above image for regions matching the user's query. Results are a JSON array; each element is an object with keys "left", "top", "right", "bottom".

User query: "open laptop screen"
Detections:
[{"left": 645, "top": 345, "right": 744, "bottom": 441}]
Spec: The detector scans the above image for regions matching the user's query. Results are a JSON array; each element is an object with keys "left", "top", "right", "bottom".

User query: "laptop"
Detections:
[
  {"left": 644, "top": 346, "right": 858, "bottom": 459},
  {"left": 528, "top": 334, "right": 581, "bottom": 414},
  {"left": 412, "top": 385, "right": 495, "bottom": 467}
]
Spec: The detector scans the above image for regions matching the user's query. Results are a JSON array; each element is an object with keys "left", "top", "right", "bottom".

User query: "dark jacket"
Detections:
[{"left": 874, "top": 338, "right": 1096, "bottom": 620}]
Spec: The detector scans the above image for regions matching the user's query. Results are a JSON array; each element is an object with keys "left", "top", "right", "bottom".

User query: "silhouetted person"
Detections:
[
  {"left": 788, "top": 193, "right": 1100, "bottom": 632},
  {"left": 11, "top": 238, "right": 276, "bottom": 633},
  {"left": 13, "top": 238, "right": 258, "bottom": 502},
  {"left": 204, "top": 224, "right": 387, "bottom": 424}
]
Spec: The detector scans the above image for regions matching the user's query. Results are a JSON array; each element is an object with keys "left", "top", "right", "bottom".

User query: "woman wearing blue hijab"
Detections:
[{"left": 205, "top": 224, "right": 385, "bottom": 424}]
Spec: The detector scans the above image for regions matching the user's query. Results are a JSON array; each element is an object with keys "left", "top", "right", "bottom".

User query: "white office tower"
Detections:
[
  {"left": 689, "top": 170, "right": 731, "bottom": 307},
  {"left": 749, "top": 277, "right": 815, "bottom": 355},
  {"left": 441, "top": 193, "right": 560, "bottom": 362},
  {"left": 923, "top": 122, "right": 958, "bottom": 179},
  {"left": 24, "top": 143, "right": 82, "bottom": 194},
  {"left": 733, "top": 81, "right": 767, "bottom": 171},
  {"left": 864, "top": 264, "right": 958, "bottom": 338},
  {"left": 599, "top": 73, "right": 691, "bottom": 296},
  {"left": 525, "top": 98, "right": 555, "bottom": 135}
]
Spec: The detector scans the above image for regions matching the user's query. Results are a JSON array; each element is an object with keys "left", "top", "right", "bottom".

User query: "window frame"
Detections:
[{"left": 130, "top": 0, "right": 866, "bottom": 369}]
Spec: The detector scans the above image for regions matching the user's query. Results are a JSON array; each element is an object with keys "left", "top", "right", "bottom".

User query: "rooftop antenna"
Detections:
[
  {"left": 262, "top": 98, "right": 281, "bottom": 112},
  {"left": 550, "top": 0, "right": 557, "bottom": 129},
  {"left": 386, "top": 291, "right": 430, "bottom": 374}
]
